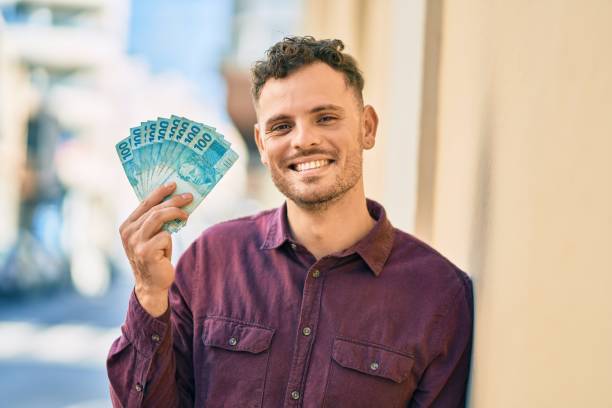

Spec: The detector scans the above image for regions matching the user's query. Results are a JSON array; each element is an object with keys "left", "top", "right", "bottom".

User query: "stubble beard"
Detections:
[{"left": 270, "top": 147, "right": 364, "bottom": 212}]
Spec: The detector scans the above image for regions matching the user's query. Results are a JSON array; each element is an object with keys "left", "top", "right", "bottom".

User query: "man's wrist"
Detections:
[{"left": 135, "top": 285, "right": 169, "bottom": 318}]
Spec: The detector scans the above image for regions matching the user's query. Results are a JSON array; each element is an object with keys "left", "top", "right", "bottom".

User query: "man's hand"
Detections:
[{"left": 119, "top": 182, "right": 193, "bottom": 317}]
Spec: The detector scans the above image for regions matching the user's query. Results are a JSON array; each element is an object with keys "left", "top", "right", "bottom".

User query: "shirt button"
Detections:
[
  {"left": 302, "top": 326, "right": 312, "bottom": 336},
  {"left": 228, "top": 337, "right": 238, "bottom": 346},
  {"left": 135, "top": 383, "right": 143, "bottom": 392},
  {"left": 370, "top": 361, "right": 380, "bottom": 371},
  {"left": 151, "top": 333, "right": 161, "bottom": 343},
  {"left": 312, "top": 269, "right": 320, "bottom": 278},
  {"left": 290, "top": 243, "right": 297, "bottom": 250},
  {"left": 291, "top": 390, "right": 300, "bottom": 400}
]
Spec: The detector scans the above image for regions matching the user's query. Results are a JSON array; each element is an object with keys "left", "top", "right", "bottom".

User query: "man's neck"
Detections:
[{"left": 286, "top": 185, "right": 376, "bottom": 260}]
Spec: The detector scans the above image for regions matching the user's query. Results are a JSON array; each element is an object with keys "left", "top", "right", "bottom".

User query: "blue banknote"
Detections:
[{"left": 116, "top": 116, "right": 239, "bottom": 233}]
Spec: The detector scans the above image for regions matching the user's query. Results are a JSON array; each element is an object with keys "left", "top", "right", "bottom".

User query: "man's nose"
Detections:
[{"left": 290, "top": 122, "right": 321, "bottom": 149}]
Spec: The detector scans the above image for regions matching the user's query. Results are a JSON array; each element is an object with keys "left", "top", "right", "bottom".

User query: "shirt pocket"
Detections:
[
  {"left": 323, "top": 337, "right": 416, "bottom": 408},
  {"left": 201, "top": 316, "right": 274, "bottom": 408}
]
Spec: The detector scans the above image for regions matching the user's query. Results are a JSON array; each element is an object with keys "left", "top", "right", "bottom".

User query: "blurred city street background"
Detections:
[{"left": 1, "top": 0, "right": 611, "bottom": 407}]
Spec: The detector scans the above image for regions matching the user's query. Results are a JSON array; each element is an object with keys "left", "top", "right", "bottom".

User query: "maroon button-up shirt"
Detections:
[{"left": 107, "top": 200, "right": 473, "bottom": 407}]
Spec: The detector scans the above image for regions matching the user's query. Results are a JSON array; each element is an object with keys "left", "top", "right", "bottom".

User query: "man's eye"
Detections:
[
  {"left": 271, "top": 124, "right": 291, "bottom": 132},
  {"left": 318, "top": 115, "right": 336, "bottom": 123}
]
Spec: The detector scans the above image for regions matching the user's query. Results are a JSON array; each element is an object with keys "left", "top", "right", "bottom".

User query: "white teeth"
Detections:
[{"left": 295, "top": 160, "right": 329, "bottom": 172}]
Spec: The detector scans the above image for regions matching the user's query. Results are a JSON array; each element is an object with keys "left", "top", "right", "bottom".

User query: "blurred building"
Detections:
[
  {"left": 0, "top": 0, "right": 250, "bottom": 297},
  {"left": 0, "top": 0, "right": 131, "bottom": 296}
]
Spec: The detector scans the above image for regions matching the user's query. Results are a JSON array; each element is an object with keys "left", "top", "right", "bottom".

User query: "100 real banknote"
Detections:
[{"left": 115, "top": 115, "right": 239, "bottom": 233}]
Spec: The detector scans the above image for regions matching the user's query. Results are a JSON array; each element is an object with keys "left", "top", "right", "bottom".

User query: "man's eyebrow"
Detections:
[
  {"left": 265, "top": 114, "right": 292, "bottom": 127},
  {"left": 310, "top": 104, "right": 345, "bottom": 114}
]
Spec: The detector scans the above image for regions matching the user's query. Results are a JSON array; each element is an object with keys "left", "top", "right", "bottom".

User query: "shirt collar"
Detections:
[
  {"left": 260, "top": 199, "right": 395, "bottom": 277},
  {"left": 348, "top": 199, "right": 395, "bottom": 276},
  {"left": 260, "top": 202, "right": 292, "bottom": 250}
]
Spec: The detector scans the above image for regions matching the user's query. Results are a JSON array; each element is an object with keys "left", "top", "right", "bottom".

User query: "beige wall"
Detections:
[{"left": 419, "top": 1, "right": 612, "bottom": 406}]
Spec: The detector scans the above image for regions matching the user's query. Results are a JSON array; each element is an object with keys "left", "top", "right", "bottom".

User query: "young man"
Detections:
[{"left": 107, "top": 36, "right": 473, "bottom": 407}]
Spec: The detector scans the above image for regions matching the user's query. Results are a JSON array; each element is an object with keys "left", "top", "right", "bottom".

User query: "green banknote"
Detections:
[{"left": 116, "top": 116, "right": 239, "bottom": 233}]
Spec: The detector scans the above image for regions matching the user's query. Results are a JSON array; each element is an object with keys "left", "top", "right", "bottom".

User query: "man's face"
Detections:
[{"left": 254, "top": 62, "right": 377, "bottom": 209}]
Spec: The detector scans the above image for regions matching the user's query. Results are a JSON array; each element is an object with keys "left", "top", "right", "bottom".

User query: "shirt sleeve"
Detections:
[
  {"left": 106, "top": 247, "right": 197, "bottom": 407},
  {"left": 409, "top": 273, "right": 474, "bottom": 408}
]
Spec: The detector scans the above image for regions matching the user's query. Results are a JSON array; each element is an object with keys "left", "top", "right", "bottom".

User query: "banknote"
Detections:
[{"left": 116, "top": 116, "right": 239, "bottom": 233}]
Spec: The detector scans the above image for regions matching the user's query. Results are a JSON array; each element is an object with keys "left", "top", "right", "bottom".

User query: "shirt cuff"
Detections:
[{"left": 122, "top": 288, "right": 171, "bottom": 358}]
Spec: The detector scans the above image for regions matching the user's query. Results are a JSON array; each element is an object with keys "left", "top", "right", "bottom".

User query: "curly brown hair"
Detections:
[{"left": 251, "top": 36, "right": 364, "bottom": 104}]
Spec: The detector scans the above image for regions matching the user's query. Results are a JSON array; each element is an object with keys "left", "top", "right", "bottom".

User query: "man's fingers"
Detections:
[
  {"left": 140, "top": 207, "right": 189, "bottom": 239},
  {"left": 127, "top": 182, "right": 177, "bottom": 223},
  {"left": 153, "top": 192, "right": 193, "bottom": 211},
  {"left": 130, "top": 192, "right": 193, "bottom": 232},
  {"left": 120, "top": 191, "right": 192, "bottom": 250},
  {"left": 131, "top": 231, "right": 172, "bottom": 268},
  {"left": 130, "top": 192, "right": 191, "bottom": 233},
  {"left": 148, "top": 230, "right": 172, "bottom": 254}
]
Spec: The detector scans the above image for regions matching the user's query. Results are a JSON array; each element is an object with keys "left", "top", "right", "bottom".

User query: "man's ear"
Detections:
[
  {"left": 362, "top": 105, "right": 379, "bottom": 150},
  {"left": 254, "top": 123, "right": 269, "bottom": 166}
]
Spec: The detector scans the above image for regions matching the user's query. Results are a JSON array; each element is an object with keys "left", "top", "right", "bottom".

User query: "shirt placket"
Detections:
[{"left": 283, "top": 259, "right": 329, "bottom": 407}]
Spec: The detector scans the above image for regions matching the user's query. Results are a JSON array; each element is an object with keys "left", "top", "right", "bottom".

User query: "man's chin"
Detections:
[
  {"left": 271, "top": 173, "right": 350, "bottom": 210},
  {"left": 285, "top": 189, "right": 347, "bottom": 211}
]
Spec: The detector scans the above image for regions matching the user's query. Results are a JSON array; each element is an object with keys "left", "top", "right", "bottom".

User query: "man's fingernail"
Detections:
[
  {"left": 165, "top": 182, "right": 175, "bottom": 188},
  {"left": 182, "top": 193, "right": 192, "bottom": 199}
]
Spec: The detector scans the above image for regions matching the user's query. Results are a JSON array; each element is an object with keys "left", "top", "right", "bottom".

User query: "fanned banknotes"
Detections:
[{"left": 115, "top": 116, "right": 239, "bottom": 233}]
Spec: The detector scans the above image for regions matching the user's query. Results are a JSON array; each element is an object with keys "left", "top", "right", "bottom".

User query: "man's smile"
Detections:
[{"left": 290, "top": 159, "right": 334, "bottom": 172}]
